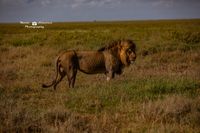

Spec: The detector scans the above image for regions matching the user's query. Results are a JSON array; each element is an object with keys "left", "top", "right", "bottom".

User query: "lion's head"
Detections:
[
  {"left": 118, "top": 39, "right": 136, "bottom": 66},
  {"left": 99, "top": 39, "right": 136, "bottom": 66}
]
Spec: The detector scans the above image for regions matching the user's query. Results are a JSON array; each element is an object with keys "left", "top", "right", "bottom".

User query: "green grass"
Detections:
[
  {"left": 64, "top": 77, "right": 200, "bottom": 114},
  {"left": 0, "top": 19, "right": 200, "bottom": 132}
]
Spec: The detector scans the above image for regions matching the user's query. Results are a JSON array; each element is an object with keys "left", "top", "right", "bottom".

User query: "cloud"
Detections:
[
  {"left": 41, "top": 0, "right": 51, "bottom": 6},
  {"left": 152, "top": 0, "right": 174, "bottom": 8},
  {"left": 70, "top": 0, "right": 124, "bottom": 8},
  {"left": 26, "top": 0, "right": 35, "bottom": 4}
]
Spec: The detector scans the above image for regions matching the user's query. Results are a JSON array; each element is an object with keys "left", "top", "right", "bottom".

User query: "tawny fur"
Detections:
[{"left": 42, "top": 39, "right": 136, "bottom": 89}]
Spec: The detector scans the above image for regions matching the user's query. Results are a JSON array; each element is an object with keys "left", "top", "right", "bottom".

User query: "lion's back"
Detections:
[{"left": 76, "top": 51, "right": 106, "bottom": 74}]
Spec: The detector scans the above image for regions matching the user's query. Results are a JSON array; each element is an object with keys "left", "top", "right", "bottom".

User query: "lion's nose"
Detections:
[{"left": 132, "top": 54, "right": 136, "bottom": 60}]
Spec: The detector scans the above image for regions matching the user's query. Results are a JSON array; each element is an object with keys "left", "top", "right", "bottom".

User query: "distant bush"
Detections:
[
  {"left": 11, "top": 34, "right": 47, "bottom": 47},
  {"left": 12, "top": 39, "right": 35, "bottom": 47},
  {"left": 172, "top": 31, "right": 200, "bottom": 44}
]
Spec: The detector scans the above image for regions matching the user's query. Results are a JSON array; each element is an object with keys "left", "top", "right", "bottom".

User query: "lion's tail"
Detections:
[{"left": 42, "top": 55, "right": 60, "bottom": 88}]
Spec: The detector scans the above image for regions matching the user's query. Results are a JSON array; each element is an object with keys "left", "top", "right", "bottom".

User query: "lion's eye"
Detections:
[{"left": 127, "top": 49, "right": 132, "bottom": 53}]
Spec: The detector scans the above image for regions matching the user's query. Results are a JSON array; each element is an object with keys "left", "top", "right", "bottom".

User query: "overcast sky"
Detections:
[{"left": 0, "top": 0, "right": 200, "bottom": 22}]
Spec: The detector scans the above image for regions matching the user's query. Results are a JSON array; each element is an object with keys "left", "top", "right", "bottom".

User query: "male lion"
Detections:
[{"left": 42, "top": 39, "right": 136, "bottom": 89}]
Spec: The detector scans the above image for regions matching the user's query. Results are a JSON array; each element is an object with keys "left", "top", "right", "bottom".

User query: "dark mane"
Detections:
[
  {"left": 98, "top": 39, "right": 135, "bottom": 51},
  {"left": 98, "top": 40, "right": 121, "bottom": 51}
]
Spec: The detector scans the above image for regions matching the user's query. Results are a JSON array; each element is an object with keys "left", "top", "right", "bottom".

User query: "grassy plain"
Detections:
[{"left": 0, "top": 19, "right": 200, "bottom": 132}]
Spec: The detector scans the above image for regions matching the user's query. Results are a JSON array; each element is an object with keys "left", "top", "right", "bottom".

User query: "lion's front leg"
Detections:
[{"left": 106, "top": 71, "right": 115, "bottom": 81}]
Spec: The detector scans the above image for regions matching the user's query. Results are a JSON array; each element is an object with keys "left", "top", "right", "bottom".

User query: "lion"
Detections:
[{"left": 42, "top": 39, "right": 136, "bottom": 89}]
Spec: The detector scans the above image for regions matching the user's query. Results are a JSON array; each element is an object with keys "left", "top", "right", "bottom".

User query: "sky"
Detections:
[{"left": 0, "top": 0, "right": 200, "bottom": 22}]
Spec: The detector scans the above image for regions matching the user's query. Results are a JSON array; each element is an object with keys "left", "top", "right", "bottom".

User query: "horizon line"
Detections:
[{"left": 0, "top": 18, "right": 200, "bottom": 24}]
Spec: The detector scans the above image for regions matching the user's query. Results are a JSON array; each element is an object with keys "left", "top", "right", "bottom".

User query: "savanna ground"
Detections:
[{"left": 0, "top": 19, "right": 200, "bottom": 133}]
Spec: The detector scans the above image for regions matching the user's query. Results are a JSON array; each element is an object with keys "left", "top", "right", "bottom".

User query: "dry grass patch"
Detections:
[{"left": 136, "top": 95, "right": 200, "bottom": 130}]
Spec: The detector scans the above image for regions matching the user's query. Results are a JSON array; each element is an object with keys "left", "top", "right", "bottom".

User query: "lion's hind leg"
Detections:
[
  {"left": 66, "top": 65, "right": 77, "bottom": 88},
  {"left": 53, "top": 67, "right": 66, "bottom": 90},
  {"left": 70, "top": 68, "right": 77, "bottom": 88}
]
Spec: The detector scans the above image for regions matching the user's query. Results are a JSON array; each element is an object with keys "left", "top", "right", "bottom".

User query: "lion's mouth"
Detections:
[
  {"left": 130, "top": 60, "right": 135, "bottom": 64},
  {"left": 127, "top": 60, "right": 135, "bottom": 65}
]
